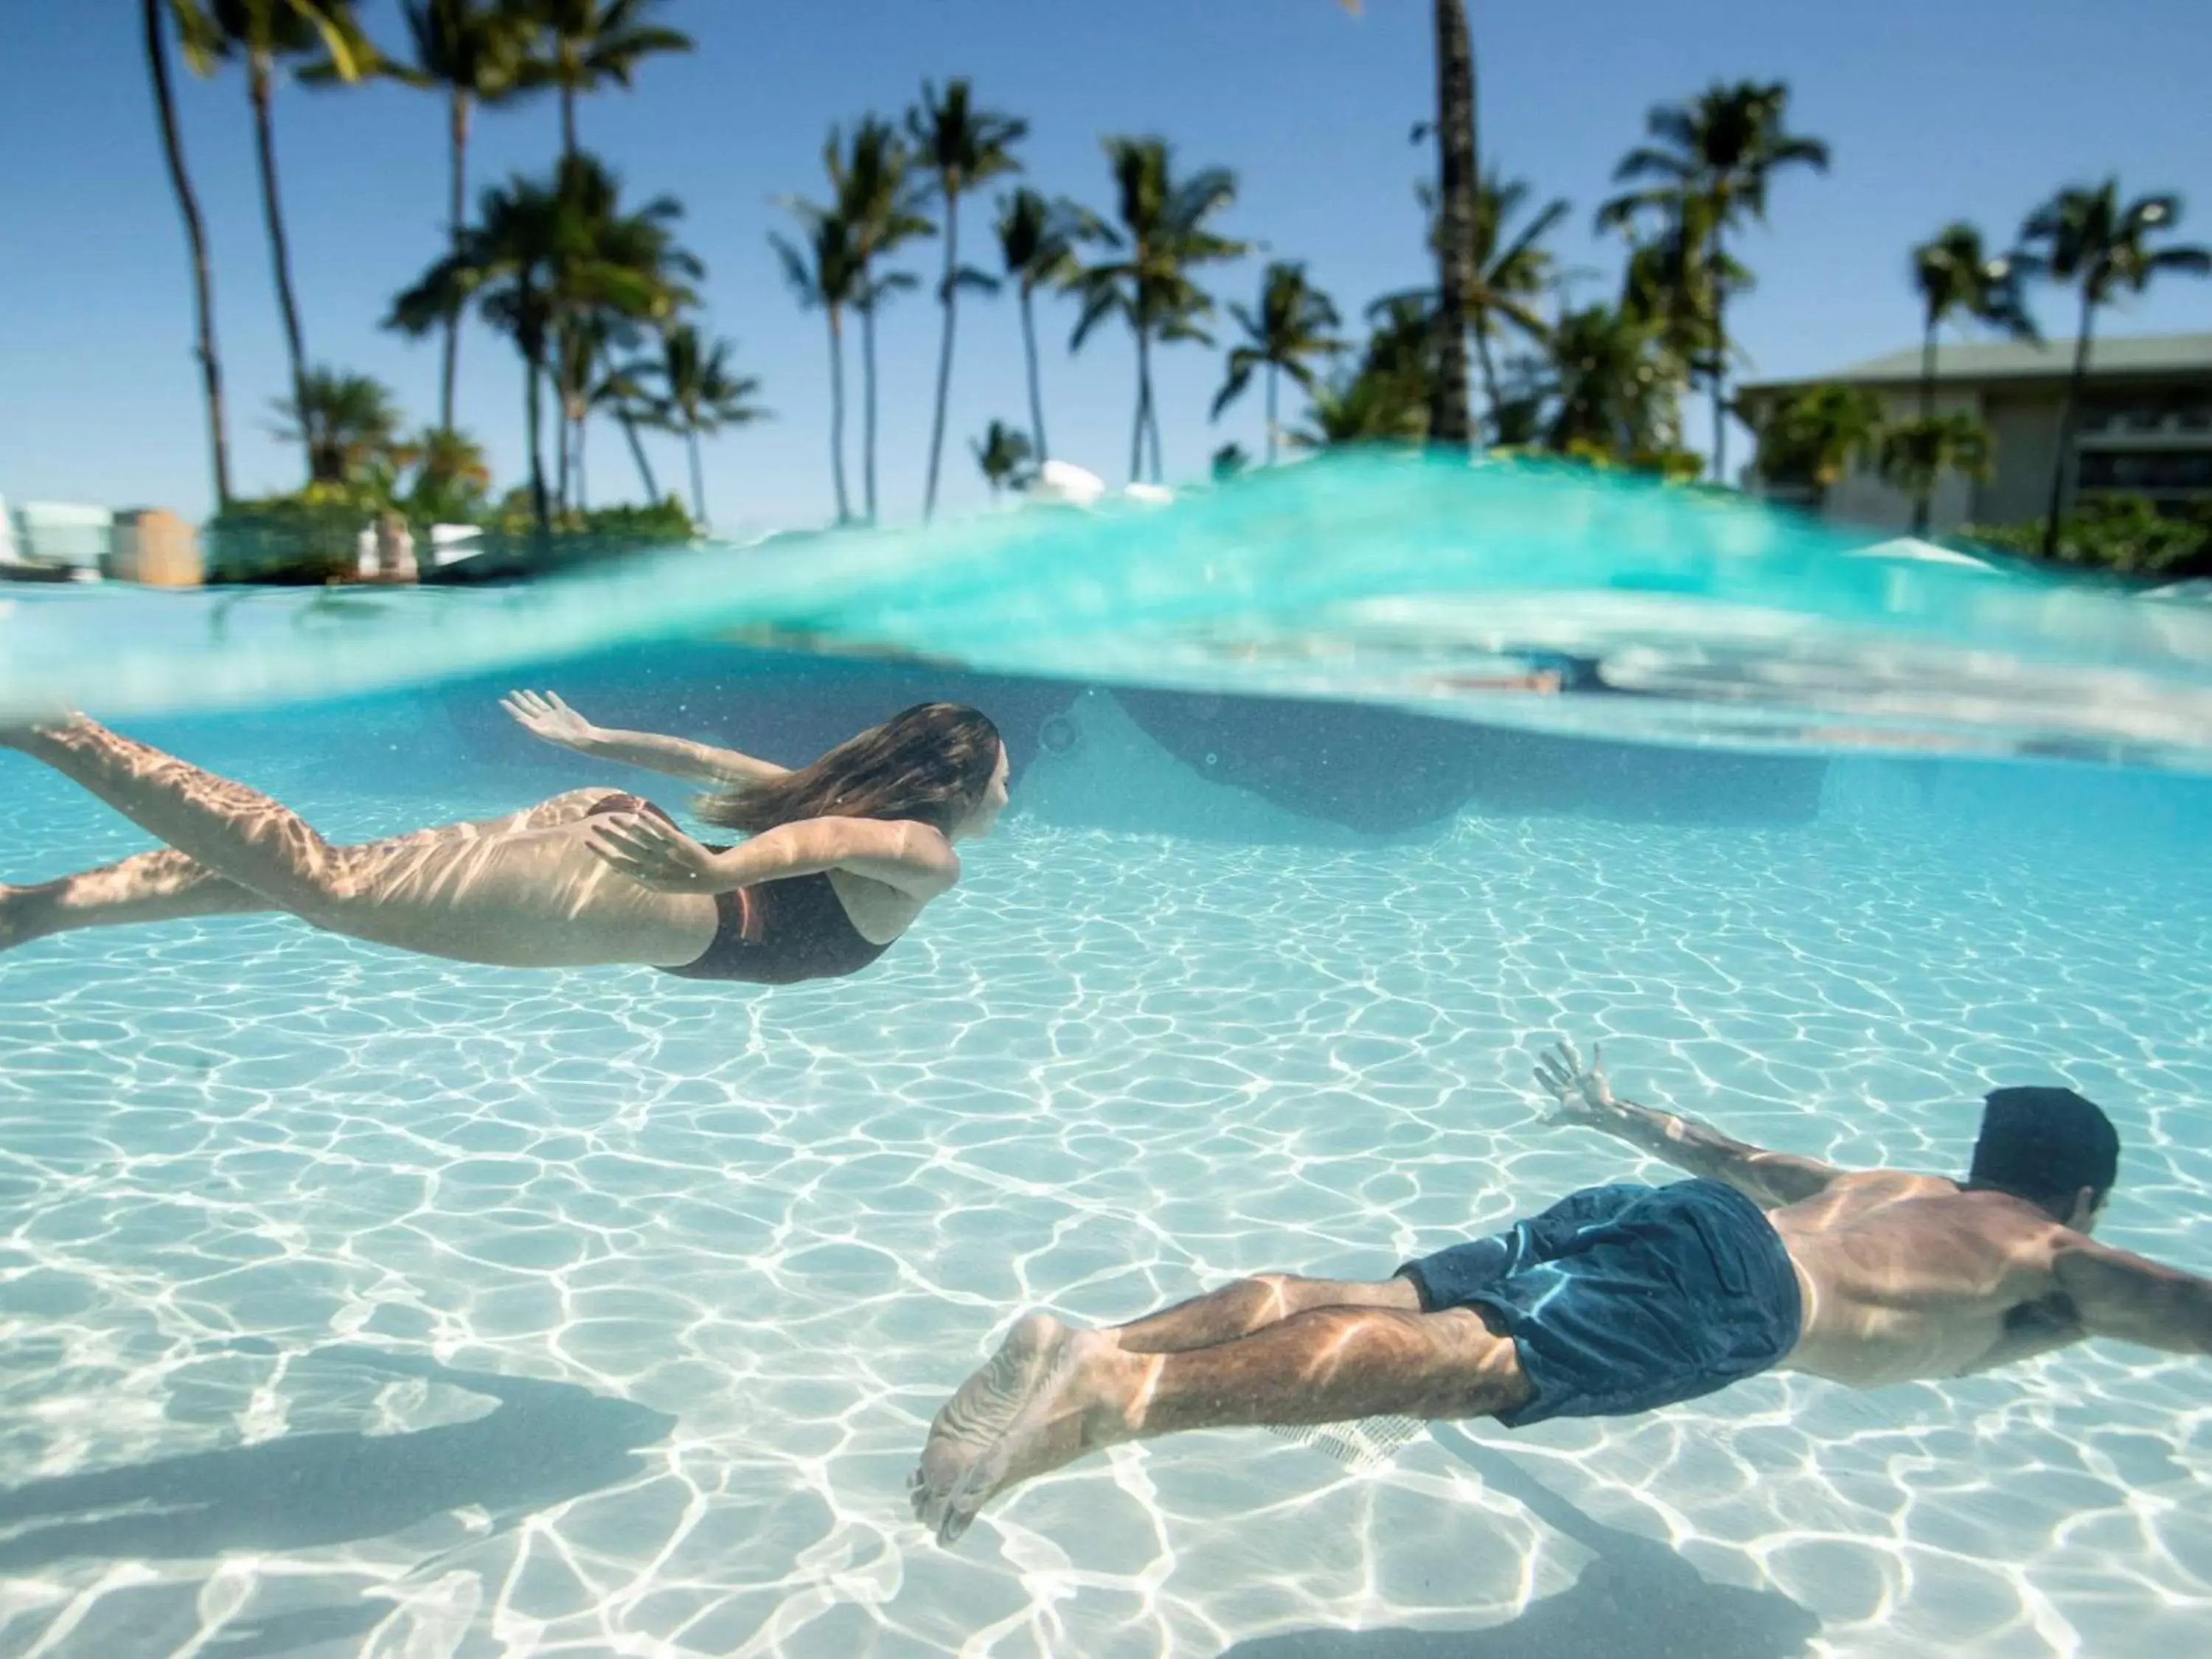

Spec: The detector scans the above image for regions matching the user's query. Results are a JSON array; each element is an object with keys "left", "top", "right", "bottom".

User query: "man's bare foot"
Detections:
[{"left": 909, "top": 1315, "right": 1140, "bottom": 1546}]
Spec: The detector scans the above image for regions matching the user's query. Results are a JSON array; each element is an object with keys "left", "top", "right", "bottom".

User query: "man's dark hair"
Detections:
[{"left": 1966, "top": 1086, "right": 2119, "bottom": 1215}]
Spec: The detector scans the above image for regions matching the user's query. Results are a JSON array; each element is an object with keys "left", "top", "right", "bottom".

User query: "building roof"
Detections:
[{"left": 1739, "top": 332, "right": 2212, "bottom": 397}]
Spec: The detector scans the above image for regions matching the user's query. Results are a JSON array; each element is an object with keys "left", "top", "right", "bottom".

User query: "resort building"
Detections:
[{"left": 1735, "top": 331, "right": 2212, "bottom": 535}]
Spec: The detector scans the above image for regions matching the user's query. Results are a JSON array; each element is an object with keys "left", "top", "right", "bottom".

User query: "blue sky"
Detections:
[{"left": 2, "top": 0, "right": 2208, "bottom": 537}]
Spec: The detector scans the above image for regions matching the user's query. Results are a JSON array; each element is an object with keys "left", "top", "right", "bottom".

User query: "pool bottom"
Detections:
[{"left": 0, "top": 760, "right": 2208, "bottom": 1658}]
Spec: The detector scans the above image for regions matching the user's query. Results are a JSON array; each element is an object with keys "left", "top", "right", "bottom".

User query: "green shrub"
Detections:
[
  {"left": 202, "top": 491, "right": 370, "bottom": 585},
  {"left": 1957, "top": 497, "right": 2212, "bottom": 579},
  {"left": 203, "top": 487, "right": 695, "bottom": 585}
]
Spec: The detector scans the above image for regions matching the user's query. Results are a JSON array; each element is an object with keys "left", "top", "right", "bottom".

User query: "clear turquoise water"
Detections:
[{"left": 2, "top": 463, "right": 2210, "bottom": 1656}]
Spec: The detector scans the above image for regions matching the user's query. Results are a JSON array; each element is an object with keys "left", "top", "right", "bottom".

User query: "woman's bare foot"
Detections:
[
  {"left": 0, "top": 885, "right": 52, "bottom": 952},
  {"left": 0, "top": 709, "right": 81, "bottom": 751},
  {"left": 909, "top": 1315, "right": 1144, "bottom": 1546}
]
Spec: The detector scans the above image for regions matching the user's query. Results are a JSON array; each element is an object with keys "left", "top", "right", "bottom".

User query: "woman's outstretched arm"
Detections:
[{"left": 501, "top": 690, "right": 790, "bottom": 787}]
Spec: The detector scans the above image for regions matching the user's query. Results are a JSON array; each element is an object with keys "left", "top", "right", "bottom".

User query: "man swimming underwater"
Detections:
[{"left": 911, "top": 1037, "right": 2211, "bottom": 1545}]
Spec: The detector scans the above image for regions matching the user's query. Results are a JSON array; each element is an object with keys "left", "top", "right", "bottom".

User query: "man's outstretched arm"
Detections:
[
  {"left": 1533, "top": 1037, "right": 1843, "bottom": 1208},
  {"left": 2054, "top": 1236, "right": 2212, "bottom": 1356}
]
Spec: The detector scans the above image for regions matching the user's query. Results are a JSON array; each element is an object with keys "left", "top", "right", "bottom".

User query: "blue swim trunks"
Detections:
[{"left": 1398, "top": 1180, "right": 1803, "bottom": 1427}]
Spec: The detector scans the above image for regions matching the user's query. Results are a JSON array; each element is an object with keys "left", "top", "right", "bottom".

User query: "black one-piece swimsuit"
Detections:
[{"left": 586, "top": 793, "right": 894, "bottom": 986}]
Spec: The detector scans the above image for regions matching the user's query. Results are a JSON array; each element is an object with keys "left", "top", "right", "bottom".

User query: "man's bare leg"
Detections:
[
  {"left": 1109, "top": 1273, "right": 1422, "bottom": 1353},
  {"left": 911, "top": 1279, "right": 1526, "bottom": 1545},
  {"left": 908, "top": 1276, "right": 1416, "bottom": 1531},
  {"left": 1, "top": 790, "right": 625, "bottom": 951}
]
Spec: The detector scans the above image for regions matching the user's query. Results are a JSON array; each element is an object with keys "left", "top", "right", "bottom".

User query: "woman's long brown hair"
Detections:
[{"left": 697, "top": 702, "right": 1002, "bottom": 836}]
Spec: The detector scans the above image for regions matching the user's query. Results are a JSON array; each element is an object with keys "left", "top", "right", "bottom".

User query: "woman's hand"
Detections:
[
  {"left": 501, "top": 689, "right": 599, "bottom": 751},
  {"left": 583, "top": 810, "right": 728, "bottom": 894}
]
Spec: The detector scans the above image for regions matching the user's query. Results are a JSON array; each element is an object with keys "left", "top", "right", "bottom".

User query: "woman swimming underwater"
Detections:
[{"left": 1, "top": 695, "right": 1006, "bottom": 985}]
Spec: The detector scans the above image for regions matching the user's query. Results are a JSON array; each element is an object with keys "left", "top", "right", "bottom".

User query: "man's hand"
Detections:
[
  {"left": 1534, "top": 1036, "right": 1618, "bottom": 1124},
  {"left": 584, "top": 810, "right": 727, "bottom": 894},
  {"left": 501, "top": 689, "right": 599, "bottom": 751}
]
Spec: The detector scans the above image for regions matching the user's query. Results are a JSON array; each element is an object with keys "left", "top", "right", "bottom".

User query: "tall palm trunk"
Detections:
[
  {"left": 858, "top": 299, "right": 881, "bottom": 522},
  {"left": 141, "top": 0, "right": 230, "bottom": 507},
  {"left": 1427, "top": 0, "right": 1477, "bottom": 449},
  {"left": 1708, "top": 220, "right": 1728, "bottom": 483},
  {"left": 574, "top": 414, "right": 589, "bottom": 512},
  {"left": 1472, "top": 306, "right": 1503, "bottom": 447},
  {"left": 2042, "top": 290, "right": 2096, "bottom": 561},
  {"left": 923, "top": 190, "right": 961, "bottom": 518},
  {"left": 1265, "top": 363, "right": 1279, "bottom": 466},
  {"left": 560, "top": 83, "right": 577, "bottom": 159},
  {"left": 440, "top": 90, "right": 471, "bottom": 432},
  {"left": 1148, "top": 398, "right": 1164, "bottom": 482},
  {"left": 621, "top": 410, "right": 660, "bottom": 500},
  {"left": 523, "top": 334, "right": 549, "bottom": 534},
  {"left": 248, "top": 50, "right": 312, "bottom": 481},
  {"left": 554, "top": 361, "right": 572, "bottom": 512},
  {"left": 1020, "top": 285, "right": 1048, "bottom": 460},
  {"left": 1130, "top": 328, "right": 1152, "bottom": 481},
  {"left": 687, "top": 428, "right": 707, "bottom": 527},
  {"left": 826, "top": 309, "right": 852, "bottom": 524},
  {"left": 1911, "top": 310, "right": 1938, "bottom": 534},
  {"left": 854, "top": 303, "right": 880, "bottom": 522}
]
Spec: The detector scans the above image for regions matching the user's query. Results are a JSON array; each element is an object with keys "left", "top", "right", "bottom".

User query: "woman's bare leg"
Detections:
[
  {"left": 1, "top": 789, "right": 625, "bottom": 950},
  {"left": 1, "top": 719, "right": 714, "bottom": 968}
]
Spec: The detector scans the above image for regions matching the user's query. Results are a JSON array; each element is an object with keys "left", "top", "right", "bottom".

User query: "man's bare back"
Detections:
[
  {"left": 1770, "top": 1175, "right": 2104, "bottom": 1385},
  {"left": 909, "top": 1037, "right": 2210, "bottom": 1548}
]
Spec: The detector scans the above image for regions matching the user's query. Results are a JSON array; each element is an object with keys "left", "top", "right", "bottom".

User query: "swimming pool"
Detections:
[{"left": 3, "top": 471, "right": 2210, "bottom": 1657}]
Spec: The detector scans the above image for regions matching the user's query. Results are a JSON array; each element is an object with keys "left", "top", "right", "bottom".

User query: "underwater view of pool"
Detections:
[{"left": 4, "top": 467, "right": 2211, "bottom": 1657}]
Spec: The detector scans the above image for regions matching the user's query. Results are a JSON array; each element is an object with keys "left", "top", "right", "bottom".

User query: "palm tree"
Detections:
[
  {"left": 390, "top": 175, "right": 560, "bottom": 529},
  {"left": 817, "top": 118, "right": 934, "bottom": 524},
  {"left": 595, "top": 344, "right": 666, "bottom": 501},
  {"left": 386, "top": 1, "right": 532, "bottom": 432},
  {"left": 539, "top": 154, "right": 699, "bottom": 512},
  {"left": 556, "top": 313, "right": 628, "bottom": 509},
  {"left": 175, "top": 1, "right": 376, "bottom": 483},
  {"left": 406, "top": 423, "right": 491, "bottom": 491},
  {"left": 1878, "top": 414, "right": 1993, "bottom": 521},
  {"left": 390, "top": 159, "right": 678, "bottom": 533},
  {"left": 1360, "top": 293, "right": 1441, "bottom": 404},
  {"left": 1905, "top": 223, "right": 2034, "bottom": 532},
  {"left": 770, "top": 206, "right": 860, "bottom": 524},
  {"left": 1376, "top": 170, "right": 1568, "bottom": 443},
  {"left": 1425, "top": 0, "right": 1478, "bottom": 448},
  {"left": 142, "top": 0, "right": 232, "bottom": 508},
  {"left": 2013, "top": 181, "right": 2210, "bottom": 558},
  {"left": 908, "top": 80, "right": 1027, "bottom": 519},
  {"left": 1543, "top": 305, "right": 1675, "bottom": 459},
  {"left": 1335, "top": 0, "right": 1478, "bottom": 446},
  {"left": 1614, "top": 195, "right": 1735, "bottom": 456},
  {"left": 1071, "top": 137, "right": 1247, "bottom": 483},
  {"left": 398, "top": 423, "right": 494, "bottom": 522},
  {"left": 971, "top": 420, "right": 1034, "bottom": 501},
  {"left": 649, "top": 323, "right": 766, "bottom": 529},
  {"left": 514, "top": 0, "right": 692, "bottom": 159},
  {"left": 993, "top": 189, "right": 1100, "bottom": 464},
  {"left": 271, "top": 366, "right": 406, "bottom": 486},
  {"left": 1598, "top": 80, "right": 1829, "bottom": 483},
  {"left": 1750, "top": 383, "right": 1885, "bottom": 498},
  {"left": 1290, "top": 363, "right": 1429, "bottom": 450},
  {"left": 1211, "top": 262, "right": 1344, "bottom": 464}
]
